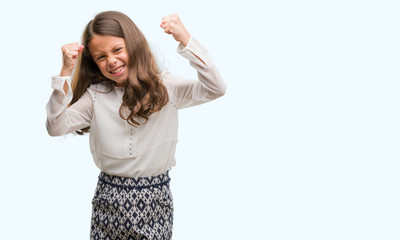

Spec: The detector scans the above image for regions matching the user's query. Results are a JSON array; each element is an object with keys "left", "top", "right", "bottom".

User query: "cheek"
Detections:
[
  {"left": 122, "top": 53, "right": 129, "bottom": 65},
  {"left": 97, "top": 63, "right": 108, "bottom": 75}
]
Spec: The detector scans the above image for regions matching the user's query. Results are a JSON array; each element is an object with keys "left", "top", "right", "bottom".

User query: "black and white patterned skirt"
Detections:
[{"left": 90, "top": 171, "right": 173, "bottom": 240}]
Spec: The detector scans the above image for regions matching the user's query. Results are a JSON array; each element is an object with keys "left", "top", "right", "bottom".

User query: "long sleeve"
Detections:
[
  {"left": 163, "top": 37, "right": 226, "bottom": 109},
  {"left": 46, "top": 76, "right": 93, "bottom": 136}
]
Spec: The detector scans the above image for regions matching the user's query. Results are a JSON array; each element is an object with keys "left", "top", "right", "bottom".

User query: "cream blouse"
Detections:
[{"left": 46, "top": 37, "right": 226, "bottom": 177}]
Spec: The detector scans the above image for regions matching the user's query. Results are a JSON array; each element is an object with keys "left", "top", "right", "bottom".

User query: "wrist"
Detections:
[
  {"left": 180, "top": 33, "right": 191, "bottom": 47},
  {"left": 60, "top": 68, "right": 73, "bottom": 77}
]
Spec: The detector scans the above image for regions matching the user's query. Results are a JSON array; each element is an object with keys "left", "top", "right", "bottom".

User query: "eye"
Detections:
[
  {"left": 96, "top": 55, "right": 105, "bottom": 61},
  {"left": 114, "top": 48, "right": 122, "bottom": 53}
]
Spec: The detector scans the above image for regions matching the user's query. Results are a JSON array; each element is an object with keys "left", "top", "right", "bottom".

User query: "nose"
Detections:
[{"left": 107, "top": 57, "right": 117, "bottom": 67}]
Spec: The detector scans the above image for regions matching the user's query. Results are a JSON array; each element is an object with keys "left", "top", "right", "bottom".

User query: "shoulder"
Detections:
[
  {"left": 160, "top": 71, "right": 172, "bottom": 82},
  {"left": 160, "top": 71, "right": 188, "bottom": 87},
  {"left": 160, "top": 71, "right": 179, "bottom": 101},
  {"left": 160, "top": 71, "right": 174, "bottom": 90}
]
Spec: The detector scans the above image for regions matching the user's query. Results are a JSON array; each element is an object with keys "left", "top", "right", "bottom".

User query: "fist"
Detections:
[
  {"left": 60, "top": 42, "right": 84, "bottom": 76},
  {"left": 160, "top": 14, "right": 190, "bottom": 47}
]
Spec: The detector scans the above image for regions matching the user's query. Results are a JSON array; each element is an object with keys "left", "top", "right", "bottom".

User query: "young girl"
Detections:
[{"left": 46, "top": 11, "right": 225, "bottom": 239}]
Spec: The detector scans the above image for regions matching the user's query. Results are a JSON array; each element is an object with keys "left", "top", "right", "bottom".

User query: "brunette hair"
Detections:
[{"left": 71, "top": 11, "right": 168, "bottom": 134}]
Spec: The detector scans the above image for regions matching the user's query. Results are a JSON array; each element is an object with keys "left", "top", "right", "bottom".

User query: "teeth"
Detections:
[{"left": 111, "top": 66, "right": 124, "bottom": 74}]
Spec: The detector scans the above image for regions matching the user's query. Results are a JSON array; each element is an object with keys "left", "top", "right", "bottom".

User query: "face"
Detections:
[{"left": 89, "top": 35, "right": 130, "bottom": 87}]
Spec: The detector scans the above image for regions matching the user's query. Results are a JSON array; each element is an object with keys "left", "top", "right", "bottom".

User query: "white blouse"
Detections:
[{"left": 46, "top": 37, "right": 226, "bottom": 177}]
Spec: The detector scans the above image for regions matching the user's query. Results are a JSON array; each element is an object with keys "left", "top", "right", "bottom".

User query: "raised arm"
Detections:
[
  {"left": 160, "top": 14, "right": 226, "bottom": 108},
  {"left": 46, "top": 43, "right": 92, "bottom": 136}
]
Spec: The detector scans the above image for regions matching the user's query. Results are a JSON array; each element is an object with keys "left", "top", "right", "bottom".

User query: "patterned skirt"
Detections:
[{"left": 90, "top": 171, "right": 173, "bottom": 240}]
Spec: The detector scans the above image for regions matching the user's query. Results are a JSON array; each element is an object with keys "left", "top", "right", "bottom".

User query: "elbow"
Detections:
[
  {"left": 208, "top": 87, "right": 226, "bottom": 100},
  {"left": 46, "top": 120, "right": 62, "bottom": 137},
  {"left": 47, "top": 131, "right": 61, "bottom": 137},
  {"left": 219, "top": 84, "right": 227, "bottom": 97},
  {"left": 213, "top": 73, "right": 227, "bottom": 98},
  {"left": 214, "top": 83, "right": 227, "bottom": 98},
  {"left": 46, "top": 127, "right": 60, "bottom": 137}
]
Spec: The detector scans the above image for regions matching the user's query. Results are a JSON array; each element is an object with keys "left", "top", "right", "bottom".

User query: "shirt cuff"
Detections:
[
  {"left": 176, "top": 35, "right": 193, "bottom": 53},
  {"left": 51, "top": 75, "right": 71, "bottom": 90},
  {"left": 176, "top": 37, "right": 208, "bottom": 68}
]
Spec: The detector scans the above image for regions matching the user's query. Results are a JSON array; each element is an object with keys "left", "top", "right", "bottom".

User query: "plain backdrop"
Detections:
[{"left": 0, "top": 0, "right": 399, "bottom": 239}]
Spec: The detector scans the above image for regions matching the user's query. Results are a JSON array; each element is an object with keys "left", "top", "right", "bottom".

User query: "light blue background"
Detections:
[{"left": 0, "top": 0, "right": 399, "bottom": 239}]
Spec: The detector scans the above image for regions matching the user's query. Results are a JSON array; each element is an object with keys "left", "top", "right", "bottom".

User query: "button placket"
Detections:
[
  {"left": 129, "top": 128, "right": 133, "bottom": 156},
  {"left": 93, "top": 85, "right": 97, "bottom": 103}
]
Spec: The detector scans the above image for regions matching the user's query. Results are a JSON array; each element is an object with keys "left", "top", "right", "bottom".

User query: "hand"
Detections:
[
  {"left": 160, "top": 14, "right": 191, "bottom": 47},
  {"left": 60, "top": 43, "right": 84, "bottom": 76}
]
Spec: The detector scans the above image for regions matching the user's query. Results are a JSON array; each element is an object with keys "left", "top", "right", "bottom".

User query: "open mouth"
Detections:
[{"left": 110, "top": 65, "right": 125, "bottom": 76}]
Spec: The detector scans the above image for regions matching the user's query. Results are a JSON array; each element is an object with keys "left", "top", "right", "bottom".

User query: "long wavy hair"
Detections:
[{"left": 70, "top": 11, "right": 169, "bottom": 134}]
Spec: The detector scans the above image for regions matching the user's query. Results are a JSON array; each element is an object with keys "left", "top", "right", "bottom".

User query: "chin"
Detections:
[{"left": 114, "top": 79, "right": 128, "bottom": 87}]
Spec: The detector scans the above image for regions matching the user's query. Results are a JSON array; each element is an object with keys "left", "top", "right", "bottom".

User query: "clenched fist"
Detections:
[
  {"left": 60, "top": 43, "right": 84, "bottom": 76},
  {"left": 160, "top": 14, "right": 191, "bottom": 47}
]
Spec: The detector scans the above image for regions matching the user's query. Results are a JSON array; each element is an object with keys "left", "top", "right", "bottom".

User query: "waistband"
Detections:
[{"left": 98, "top": 171, "right": 170, "bottom": 189}]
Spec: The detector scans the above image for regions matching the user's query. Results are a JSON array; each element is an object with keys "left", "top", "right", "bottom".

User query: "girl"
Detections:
[{"left": 46, "top": 11, "right": 226, "bottom": 239}]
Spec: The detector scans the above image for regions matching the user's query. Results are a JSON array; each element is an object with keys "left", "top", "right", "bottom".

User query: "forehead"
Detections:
[{"left": 88, "top": 35, "right": 126, "bottom": 53}]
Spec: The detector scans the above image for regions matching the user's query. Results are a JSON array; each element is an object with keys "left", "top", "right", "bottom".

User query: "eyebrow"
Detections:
[{"left": 113, "top": 43, "right": 124, "bottom": 48}]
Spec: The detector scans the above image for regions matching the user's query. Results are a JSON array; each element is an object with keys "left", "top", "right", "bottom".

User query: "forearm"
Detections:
[
  {"left": 178, "top": 37, "right": 226, "bottom": 97},
  {"left": 45, "top": 76, "right": 92, "bottom": 136}
]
